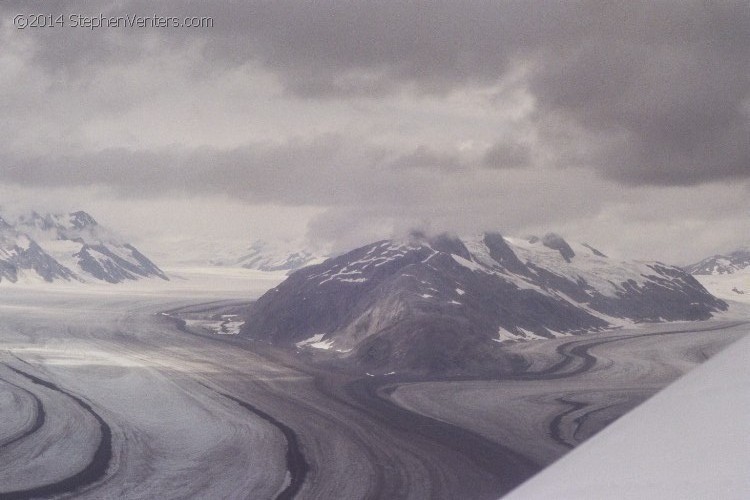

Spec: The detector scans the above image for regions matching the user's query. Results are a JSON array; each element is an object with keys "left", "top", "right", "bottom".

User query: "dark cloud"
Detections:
[
  {"left": 2, "top": 0, "right": 748, "bottom": 189},
  {"left": 237, "top": 1, "right": 750, "bottom": 186},
  {"left": 528, "top": 2, "right": 750, "bottom": 186},
  {"left": 388, "top": 146, "right": 465, "bottom": 172},
  {"left": 482, "top": 141, "right": 531, "bottom": 169},
  {"left": 0, "top": 137, "right": 459, "bottom": 206},
  {"left": 3, "top": 0, "right": 159, "bottom": 74}
]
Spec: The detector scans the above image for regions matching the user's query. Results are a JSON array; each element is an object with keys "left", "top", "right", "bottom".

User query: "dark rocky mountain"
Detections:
[
  {"left": 242, "top": 232, "right": 727, "bottom": 376},
  {"left": 0, "top": 210, "right": 168, "bottom": 284},
  {"left": 74, "top": 243, "right": 168, "bottom": 283},
  {"left": 0, "top": 231, "right": 80, "bottom": 283},
  {"left": 684, "top": 248, "right": 750, "bottom": 275}
]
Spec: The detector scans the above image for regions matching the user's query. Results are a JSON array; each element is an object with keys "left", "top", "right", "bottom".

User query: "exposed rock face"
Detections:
[
  {"left": 0, "top": 210, "right": 168, "bottom": 284},
  {"left": 69, "top": 210, "right": 98, "bottom": 229},
  {"left": 242, "top": 232, "right": 727, "bottom": 375},
  {"left": 75, "top": 243, "right": 168, "bottom": 283},
  {"left": 0, "top": 233, "right": 79, "bottom": 283},
  {"left": 542, "top": 233, "right": 576, "bottom": 262},
  {"left": 11, "top": 239, "right": 80, "bottom": 282}
]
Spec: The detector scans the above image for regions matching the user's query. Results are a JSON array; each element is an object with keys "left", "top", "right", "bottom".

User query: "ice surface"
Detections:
[
  {"left": 503, "top": 333, "right": 750, "bottom": 500},
  {"left": 0, "top": 266, "right": 287, "bottom": 300},
  {"left": 0, "top": 287, "right": 292, "bottom": 498}
]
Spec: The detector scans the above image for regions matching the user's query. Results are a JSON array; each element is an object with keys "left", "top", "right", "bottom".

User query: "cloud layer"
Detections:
[{"left": 0, "top": 1, "right": 748, "bottom": 262}]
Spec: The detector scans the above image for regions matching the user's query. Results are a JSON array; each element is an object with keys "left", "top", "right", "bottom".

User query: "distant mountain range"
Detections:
[
  {"left": 210, "top": 239, "right": 325, "bottom": 272},
  {"left": 241, "top": 232, "right": 727, "bottom": 376},
  {"left": 0, "top": 210, "right": 168, "bottom": 284},
  {"left": 685, "top": 247, "right": 750, "bottom": 301},
  {"left": 684, "top": 248, "right": 750, "bottom": 275}
]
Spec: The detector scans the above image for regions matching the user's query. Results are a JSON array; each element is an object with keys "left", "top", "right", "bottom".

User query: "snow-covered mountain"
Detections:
[
  {"left": 684, "top": 248, "right": 750, "bottom": 275},
  {"left": 686, "top": 248, "right": 750, "bottom": 303},
  {"left": 211, "top": 239, "right": 325, "bottom": 272},
  {"left": 0, "top": 210, "right": 168, "bottom": 284},
  {"left": 241, "top": 232, "right": 726, "bottom": 375}
]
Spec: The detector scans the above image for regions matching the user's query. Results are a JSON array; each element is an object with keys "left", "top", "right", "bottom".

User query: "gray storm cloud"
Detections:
[
  {"left": 0, "top": 0, "right": 748, "bottom": 262},
  {"left": 4, "top": 1, "right": 747, "bottom": 187},
  {"left": 0, "top": 138, "right": 483, "bottom": 206}
]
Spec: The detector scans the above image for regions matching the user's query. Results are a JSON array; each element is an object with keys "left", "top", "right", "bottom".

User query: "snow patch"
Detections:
[
  {"left": 451, "top": 254, "right": 486, "bottom": 273},
  {"left": 296, "top": 333, "right": 335, "bottom": 350},
  {"left": 517, "top": 328, "right": 549, "bottom": 341},
  {"left": 495, "top": 327, "right": 520, "bottom": 342}
]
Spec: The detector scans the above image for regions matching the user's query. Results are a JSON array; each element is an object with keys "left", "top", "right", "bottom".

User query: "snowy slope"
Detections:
[
  {"left": 503, "top": 332, "right": 750, "bottom": 500},
  {"left": 693, "top": 268, "right": 750, "bottom": 305},
  {"left": 686, "top": 248, "right": 750, "bottom": 305}
]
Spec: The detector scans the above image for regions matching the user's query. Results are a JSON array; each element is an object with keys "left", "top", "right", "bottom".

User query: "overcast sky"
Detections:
[{"left": 0, "top": 1, "right": 748, "bottom": 264}]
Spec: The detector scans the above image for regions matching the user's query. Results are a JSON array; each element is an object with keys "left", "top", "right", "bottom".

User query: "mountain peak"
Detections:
[
  {"left": 482, "top": 232, "right": 528, "bottom": 273},
  {"left": 69, "top": 210, "right": 98, "bottom": 229},
  {"left": 541, "top": 233, "right": 576, "bottom": 262},
  {"left": 17, "top": 211, "right": 56, "bottom": 231},
  {"left": 427, "top": 233, "right": 472, "bottom": 260}
]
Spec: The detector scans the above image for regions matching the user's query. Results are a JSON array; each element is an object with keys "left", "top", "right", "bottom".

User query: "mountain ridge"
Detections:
[
  {"left": 241, "top": 232, "right": 726, "bottom": 375},
  {"left": 684, "top": 248, "right": 750, "bottom": 275}
]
